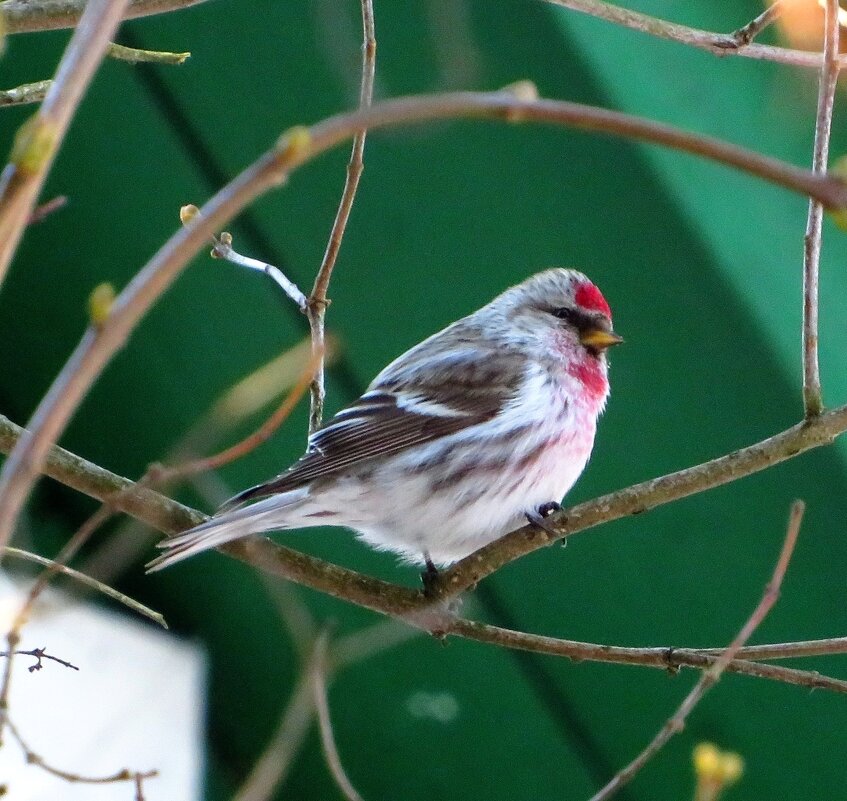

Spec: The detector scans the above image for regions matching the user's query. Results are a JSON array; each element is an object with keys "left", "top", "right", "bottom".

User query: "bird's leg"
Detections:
[
  {"left": 526, "top": 501, "right": 562, "bottom": 539},
  {"left": 421, "top": 553, "right": 440, "bottom": 596}
]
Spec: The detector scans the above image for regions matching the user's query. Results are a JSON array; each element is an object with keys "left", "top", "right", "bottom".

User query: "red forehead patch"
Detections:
[{"left": 574, "top": 282, "right": 611, "bottom": 317}]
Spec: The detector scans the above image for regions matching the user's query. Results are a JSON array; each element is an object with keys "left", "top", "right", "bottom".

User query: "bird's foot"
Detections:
[
  {"left": 526, "top": 501, "right": 562, "bottom": 539},
  {"left": 421, "top": 554, "right": 440, "bottom": 597}
]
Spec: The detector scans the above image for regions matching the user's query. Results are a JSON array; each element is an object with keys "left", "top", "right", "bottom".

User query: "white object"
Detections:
[{"left": 0, "top": 573, "right": 205, "bottom": 800}]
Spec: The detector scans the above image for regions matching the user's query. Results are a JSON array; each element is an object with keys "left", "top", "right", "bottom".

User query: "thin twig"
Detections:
[
  {"left": 106, "top": 42, "right": 190, "bottom": 64},
  {"left": 447, "top": 618, "right": 847, "bottom": 694},
  {"left": 27, "top": 195, "right": 67, "bottom": 224},
  {"left": 589, "top": 501, "right": 805, "bottom": 801},
  {"left": 0, "top": 647, "right": 79, "bottom": 672},
  {"left": 211, "top": 231, "right": 308, "bottom": 309},
  {"left": 233, "top": 672, "right": 314, "bottom": 801},
  {"left": 543, "top": 0, "right": 846, "bottom": 70},
  {"left": 6, "top": 717, "right": 158, "bottom": 786},
  {"left": 802, "top": 0, "right": 841, "bottom": 417},
  {"left": 307, "top": 0, "right": 376, "bottom": 433},
  {"left": 0, "top": 43, "right": 188, "bottom": 110},
  {"left": 0, "top": 79, "right": 51, "bottom": 108},
  {"left": 731, "top": 1, "right": 783, "bottom": 47},
  {"left": 1, "top": 0, "right": 210, "bottom": 33},
  {"left": 0, "top": 0, "right": 134, "bottom": 287},
  {"left": 3, "top": 546, "right": 167, "bottom": 627},
  {"left": 311, "top": 632, "right": 366, "bottom": 801}
]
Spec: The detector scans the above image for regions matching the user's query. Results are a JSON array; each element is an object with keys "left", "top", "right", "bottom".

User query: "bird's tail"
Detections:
[{"left": 145, "top": 488, "right": 309, "bottom": 573}]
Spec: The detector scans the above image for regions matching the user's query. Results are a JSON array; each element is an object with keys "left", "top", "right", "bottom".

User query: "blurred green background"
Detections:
[{"left": 3, "top": 0, "right": 847, "bottom": 798}]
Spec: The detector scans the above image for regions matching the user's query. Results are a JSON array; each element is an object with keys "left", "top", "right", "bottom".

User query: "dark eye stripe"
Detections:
[{"left": 550, "top": 307, "right": 599, "bottom": 330}]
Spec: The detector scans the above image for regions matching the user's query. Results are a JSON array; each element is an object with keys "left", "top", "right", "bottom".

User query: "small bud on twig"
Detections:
[
  {"left": 276, "top": 126, "right": 313, "bottom": 161},
  {"left": 692, "top": 742, "right": 744, "bottom": 801},
  {"left": 88, "top": 283, "right": 116, "bottom": 328},
  {"left": 498, "top": 80, "right": 539, "bottom": 102},
  {"left": 9, "top": 116, "right": 58, "bottom": 176},
  {"left": 179, "top": 204, "right": 200, "bottom": 226}
]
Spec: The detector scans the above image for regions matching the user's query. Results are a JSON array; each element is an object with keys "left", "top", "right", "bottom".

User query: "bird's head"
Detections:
[{"left": 492, "top": 268, "right": 622, "bottom": 358}]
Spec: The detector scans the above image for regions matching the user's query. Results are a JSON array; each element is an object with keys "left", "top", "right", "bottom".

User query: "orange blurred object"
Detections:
[{"left": 774, "top": 0, "right": 846, "bottom": 51}]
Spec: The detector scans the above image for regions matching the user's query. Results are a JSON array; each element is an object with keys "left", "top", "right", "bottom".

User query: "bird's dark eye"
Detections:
[{"left": 551, "top": 307, "right": 574, "bottom": 321}]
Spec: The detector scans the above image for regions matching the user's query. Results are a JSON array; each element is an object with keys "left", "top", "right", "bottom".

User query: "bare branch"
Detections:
[
  {"left": 2, "top": 412, "right": 847, "bottom": 694},
  {"left": 234, "top": 620, "right": 417, "bottom": 801},
  {"left": 307, "top": 0, "right": 376, "bottom": 433},
  {"left": 311, "top": 633, "right": 366, "bottom": 801},
  {"left": 731, "top": 2, "right": 784, "bottom": 47},
  {"left": 210, "top": 230, "right": 308, "bottom": 310},
  {"left": 448, "top": 615, "right": 847, "bottom": 695},
  {"left": 1, "top": 0, "right": 210, "bottom": 34},
  {"left": 589, "top": 500, "right": 804, "bottom": 800},
  {"left": 802, "top": 0, "right": 841, "bottom": 417},
  {"left": 6, "top": 718, "right": 157, "bottom": 787},
  {"left": 543, "top": 0, "right": 846, "bottom": 70},
  {"left": 27, "top": 195, "right": 67, "bottom": 224},
  {"left": 0, "top": 79, "right": 51, "bottom": 108},
  {"left": 3, "top": 546, "right": 167, "bottom": 627},
  {"left": 0, "top": 646, "right": 79, "bottom": 672},
  {"left": 233, "top": 671, "right": 314, "bottom": 801}
]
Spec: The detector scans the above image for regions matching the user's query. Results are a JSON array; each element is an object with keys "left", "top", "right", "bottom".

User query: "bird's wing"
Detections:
[{"left": 221, "top": 343, "right": 525, "bottom": 508}]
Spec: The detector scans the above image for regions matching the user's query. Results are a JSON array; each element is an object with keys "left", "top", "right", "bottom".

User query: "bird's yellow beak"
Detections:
[{"left": 580, "top": 328, "right": 624, "bottom": 351}]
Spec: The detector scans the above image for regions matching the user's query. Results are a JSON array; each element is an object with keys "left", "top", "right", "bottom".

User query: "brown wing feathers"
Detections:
[{"left": 221, "top": 346, "right": 524, "bottom": 509}]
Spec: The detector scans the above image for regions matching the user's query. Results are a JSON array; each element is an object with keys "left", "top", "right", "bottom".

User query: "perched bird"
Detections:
[{"left": 147, "top": 269, "right": 621, "bottom": 573}]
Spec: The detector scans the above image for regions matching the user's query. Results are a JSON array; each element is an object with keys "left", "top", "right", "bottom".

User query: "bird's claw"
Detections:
[
  {"left": 526, "top": 501, "right": 562, "bottom": 539},
  {"left": 421, "top": 555, "right": 440, "bottom": 597}
]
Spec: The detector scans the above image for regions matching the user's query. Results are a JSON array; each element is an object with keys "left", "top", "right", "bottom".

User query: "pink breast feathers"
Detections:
[{"left": 574, "top": 282, "right": 611, "bottom": 318}]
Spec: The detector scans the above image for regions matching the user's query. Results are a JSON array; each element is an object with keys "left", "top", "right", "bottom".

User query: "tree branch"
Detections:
[
  {"left": 3, "top": 413, "right": 847, "bottom": 696},
  {"left": 543, "top": 0, "right": 847, "bottom": 70},
  {"left": 3, "top": 546, "right": 166, "bottom": 627},
  {"left": 0, "top": 0, "right": 210, "bottom": 34},
  {"left": 6, "top": 718, "right": 157, "bottom": 788},
  {"left": 447, "top": 618, "right": 847, "bottom": 695},
  {"left": 0, "top": 80, "right": 51, "bottom": 108}
]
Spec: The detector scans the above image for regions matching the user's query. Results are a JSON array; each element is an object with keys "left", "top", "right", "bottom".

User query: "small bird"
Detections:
[{"left": 147, "top": 269, "right": 622, "bottom": 573}]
